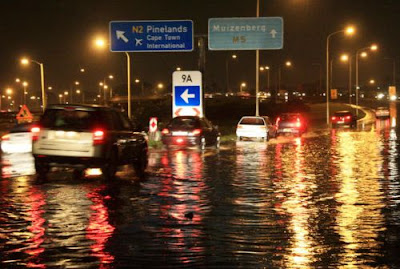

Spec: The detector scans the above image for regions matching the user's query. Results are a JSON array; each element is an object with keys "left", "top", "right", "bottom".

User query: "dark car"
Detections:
[
  {"left": 161, "top": 116, "right": 220, "bottom": 149},
  {"left": 276, "top": 113, "right": 307, "bottom": 137},
  {"left": 331, "top": 110, "right": 357, "bottom": 128},
  {"left": 32, "top": 104, "right": 148, "bottom": 180}
]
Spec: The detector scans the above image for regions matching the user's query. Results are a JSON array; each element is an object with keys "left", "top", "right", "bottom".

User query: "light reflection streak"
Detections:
[
  {"left": 86, "top": 186, "right": 115, "bottom": 266},
  {"left": 333, "top": 130, "right": 385, "bottom": 267},
  {"left": 156, "top": 149, "right": 206, "bottom": 263},
  {"left": 280, "top": 137, "right": 318, "bottom": 268}
]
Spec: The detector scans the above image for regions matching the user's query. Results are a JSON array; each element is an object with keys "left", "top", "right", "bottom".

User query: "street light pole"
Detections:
[
  {"left": 255, "top": 0, "right": 260, "bottom": 117},
  {"left": 326, "top": 27, "right": 355, "bottom": 125},
  {"left": 125, "top": 52, "right": 131, "bottom": 119}
]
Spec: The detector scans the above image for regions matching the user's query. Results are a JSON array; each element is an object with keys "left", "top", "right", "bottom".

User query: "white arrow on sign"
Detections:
[
  {"left": 270, "top": 29, "right": 277, "bottom": 38},
  {"left": 116, "top": 30, "right": 129, "bottom": 43},
  {"left": 180, "top": 89, "right": 195, "bottom": 104}
]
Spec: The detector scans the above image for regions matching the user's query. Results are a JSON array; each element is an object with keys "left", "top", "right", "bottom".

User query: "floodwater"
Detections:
[{"left": 1, "top": 110, "right": 400, "bottom": 268}]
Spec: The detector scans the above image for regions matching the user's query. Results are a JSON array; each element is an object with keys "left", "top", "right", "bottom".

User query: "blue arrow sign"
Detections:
[
  {"left": 208, "top": 17, "right": 283, "bottom": 50},
  {"left": 174, "top": 86, "right": 201, "bottom": 106},
  {"left": 110, "top": 20, "right": 193, "bottom": 52}
]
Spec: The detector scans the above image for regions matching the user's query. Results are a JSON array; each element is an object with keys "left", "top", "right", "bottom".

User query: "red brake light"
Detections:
[
  {"left": 276, "top": 117, "right": 281, "bottom": 126},
  {"left": 93, "top": 129, "right": 105, "bottom": 145},
  {"left": 31, "top": 126, "right": 41, "bottom": 142},
  {"left": 345, "top": 115, "right": 351, "bottom": 120},
  {"left": 192, "top": 129, "right": 202, "bottom": 136},
  {"left": 332, "top": 116, "right": 336, "bottom": 121},
  {"left": 1, "top": 134, "right": 10, "bottom": 141},
  {"left": 161, "top": 128, "right": 169, "bottom": 135}
]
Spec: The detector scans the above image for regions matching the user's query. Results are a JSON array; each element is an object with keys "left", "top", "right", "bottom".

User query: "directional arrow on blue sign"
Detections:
[{"left": 174, "top": 86, "right": 201, "bottom": 106}]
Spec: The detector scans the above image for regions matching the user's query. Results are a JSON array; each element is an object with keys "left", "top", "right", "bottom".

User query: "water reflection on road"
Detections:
[{"left": 1, "top": 119, "right": 400, "bottom": 267}]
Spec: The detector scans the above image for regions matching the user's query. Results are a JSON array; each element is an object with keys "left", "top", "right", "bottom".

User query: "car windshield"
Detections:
[
  {"left": 41, "top": 109, "right": 105, "bottom": 130},
  {"left": 168, "top": 117, "right": 200, "bottom": 128},
  {"left": 239, "top": 117, "right": 265, "bottom": 125}
]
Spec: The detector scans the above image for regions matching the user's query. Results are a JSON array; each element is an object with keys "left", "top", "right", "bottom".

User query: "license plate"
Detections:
[{"left": 172, "top": 131, "right": 188, "bottom": 136}]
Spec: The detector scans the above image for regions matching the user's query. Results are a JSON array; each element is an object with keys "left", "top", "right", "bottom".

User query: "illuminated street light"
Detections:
[
  {"left": 58, "top": 94, "right": 63, "bottom": 104},
  {"left": 94, "top": 37, "right": 132, "bottom": 118},
  {"left": 20, "top": 57, "right": 46, "bottom": 111},
  {"left": 240, "top": 82, "right": 246, "bottom": 92},
  {"left": 226, "top": 54, "right": 238, "bottom": 93},
  {"left": 355, "top": 43, "right": 378, "bottom": 115},
  {"left": 278, "top": 61, "right": 292, "bottom": 94},
  {"left": 369, "top": 79, "right": 375, "bottom": 84},
  {"left": 325, "top": 25, "right": 356, "bottom": 124}
]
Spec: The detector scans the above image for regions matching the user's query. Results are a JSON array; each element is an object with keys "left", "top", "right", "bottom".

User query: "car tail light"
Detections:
[
  {"left": 332, "top": 116, "right": 337, "bottom": 121},
  {"left": 276, "top": 117, "right": 281, "bottom": 126},
  {"left": 192, "top": 129, "right": 202, "bottom": 136},
  {"left": 237, "top": 125, "right": 243, "bottom": 129},
  {"left": 161, "top": 128, "right": 169, "bottom": 135},
  {"left": 296, "top": 118, "right": 301, "bottom": 128},
  {"left": 93, "top": 129, "right": 105, "bottom": 145},
  {"left": 31, "top": 126, "right": 41, "bottom": 142},
  {"left": 345, "top": 115, "right": 351, "bottom": 120},
  {"left": 1, "top": 134, "right": 10, "bottom": 141},
  {"left": 176, "top": 138, "right": 184, "bottom": 144}
]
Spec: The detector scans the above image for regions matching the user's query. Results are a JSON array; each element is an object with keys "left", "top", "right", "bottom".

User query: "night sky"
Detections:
[{"left": 1, "top": 0, "right": 399, "bottom": 99}]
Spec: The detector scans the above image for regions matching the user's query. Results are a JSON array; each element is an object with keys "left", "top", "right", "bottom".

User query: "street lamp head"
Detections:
[
  {"left": 104, "top": 85, "right": 108, "bottom": 89},
  {"left": 370, "top": 44, "right": 378, "bottom": 51},
  {"left": 340, "top": 54, "right": 349, "bottom": 62},
  {"left": 94, "top": 37, "right": 106, "bottom": 48},
  {"left": 23, "top": 82, "right": 28, "bottom": 87},
  {"left": 75, "top": 81, "right": 80, "bottom": 85},
  {"left": 241, "top": 82, "right": 246, "bottom": 87},
  {"left": 6, "top": 88, "right": 13, "bottom": 95},
  {"left": 369, "top": 79, "right": 375, "bottom": 84},
  {"left": 109, "top": 75, "right": 114, "bottom": 79},
  {"left": 360, "top": 52, "right": 368, "bottom": 58},
  {"left": 76, "top": 90, "right": 81, "bottom": 94},
  {"left": 345, "top": 26, "right": 355, "bottom": 35},
  {"left": 80, "top": 68, "right": 85, "bottom": 73},
  {"left": 232, "top": 54, "right": 237, "bottom": 59},
  {"left": 285, "top": 61, "right": 292, "bottom": 67},
  {"left": 21, "top": 58, "right": 30, "bottom": 65},
  {"left": 157, "top": 83, "right": 164, "bottom": 89},
  {"left": 265, "top": 66, "right": 270, "bottom": 70},
  {"left": 99, "top": 82, "right": 104, "bottom": 86},
  {"left": 15, "top": 78, "right": 20, "bottom": 83},
  {"left": 135, "top": 79, "right": 140, "bottom": 83},
  {"left": 64, "top": 91, "right": 69, "bottom": 95},
  {"left": 259, "top": 67, "right": 265, "bottom": 71}
]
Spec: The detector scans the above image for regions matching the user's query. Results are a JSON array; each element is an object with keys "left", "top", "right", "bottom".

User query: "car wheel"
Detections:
[
  {"left": 35, "top": 159, "right": 49, "bottom": 181},
  {"left": 73, "top": 169, "right": 85, "bottom": 180},
  {"left": 199, "top": 137, "right": 206, "bottom": 150},
  {"left": 133, "top": 148, "right": 148, "bottom": 178},
  {"left": 102, "top": 150, "right": 117, "bottom": 181}
]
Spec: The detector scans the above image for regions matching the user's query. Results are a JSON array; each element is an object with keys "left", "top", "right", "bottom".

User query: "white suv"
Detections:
[
  {"left": 32, "top": 104, "right": 148, "bottom": 180},
  {"left": 236, "top": 116, "right": 277, "bottom": 141}
]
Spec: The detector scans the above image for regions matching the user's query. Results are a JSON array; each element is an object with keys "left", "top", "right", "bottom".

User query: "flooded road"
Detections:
[{"left": 1, "top": 116, "right": 400, "bottom": 267}]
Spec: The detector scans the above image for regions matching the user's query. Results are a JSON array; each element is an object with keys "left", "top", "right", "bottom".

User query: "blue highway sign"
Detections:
[
  {"left": 174, "top": 86, "right": 201, "bottom": 107},
  {"left": 110, "top": 20, "right": 193, "bottom": 52},
  {"left": 208, "top": 17, "right": 283, "bottom": 50}
]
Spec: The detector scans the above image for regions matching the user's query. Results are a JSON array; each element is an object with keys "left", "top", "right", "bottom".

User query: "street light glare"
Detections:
[
  {"left": 21, "top": 58, "right": 29, "bottom": 65},
  {"left": 232, "top": 54, "right": 237, "bottom": 59},
  {"left": 360, "top": 52, "right": 368, "bottom": 58},
  {"left": 345, "top": 26, "right": 355, "bottom": 35},
  {"left": 340, "top": 54, "right": 349, "bottom": 62},
  {"left": 285, "top": 61, "right": 292, "bottom": 67},
  {"left": 370, "top": 44, "right": 378, "bottom": 51},
  {"left": 94, "top": 38, "right": 106, "bottom": 48}
]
